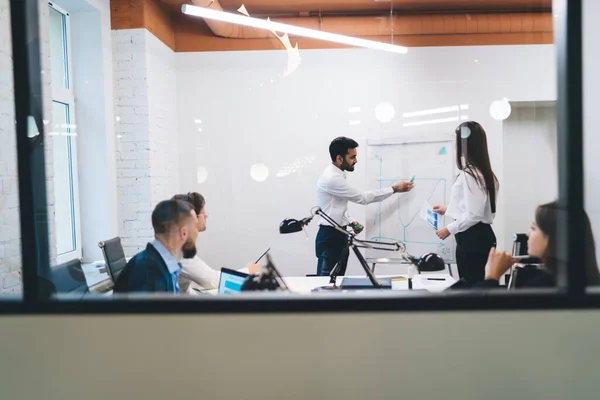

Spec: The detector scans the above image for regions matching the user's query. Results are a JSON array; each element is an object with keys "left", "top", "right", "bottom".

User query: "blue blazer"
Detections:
[{"left": 114, "top": 243, "right": 176, "bottom": 293}]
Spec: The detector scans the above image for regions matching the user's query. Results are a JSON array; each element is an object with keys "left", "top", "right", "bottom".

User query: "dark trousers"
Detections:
[
  {"left": 315, "top": 225, "right": 350, "bottom": 276},
  {"left": 455, "top": 223, "right": 497, "bottom": 285}
]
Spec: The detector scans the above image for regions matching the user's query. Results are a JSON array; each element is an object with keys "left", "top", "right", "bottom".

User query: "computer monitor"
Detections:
[{"left": 218, "top": 268, "right": 249, "bottom": 295}]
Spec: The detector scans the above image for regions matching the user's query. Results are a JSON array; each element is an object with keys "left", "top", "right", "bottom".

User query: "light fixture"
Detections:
[
  {"left": 402, "top": 105, "right": 462, "bottom": 119},
  {"left": 489, "top": 99, "right": 512, "bottom": 121},
  {"left": 402, "top": 116, "right": 464, "bottom": 127},
  {"left": 181, "top": 4, "right": 408, "bottom": 55},
  {"left": 375, "top": 102, "right": 395, "bottom": 123},
  {"left": 196, "top": 166, "right": 208, "bottom": 184},
  {"left": 250, "top": 163, "right": 269, "bottom": 182}
]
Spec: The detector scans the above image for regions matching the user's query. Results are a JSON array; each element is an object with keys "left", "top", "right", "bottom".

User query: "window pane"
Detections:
[
  {"left": 583, "top": 0, "right": 600, "bottom": 289},
  {"left": 0, "top": 0, "right": 22, "bottom": 299},
  {"left": 51, "top": 101, "right": 76, "bottom": 255},
  {"left": 49, "top": 6, "right": 68, "bottom": 89}
]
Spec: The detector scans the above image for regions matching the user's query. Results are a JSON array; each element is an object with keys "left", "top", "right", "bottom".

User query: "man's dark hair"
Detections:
[
  {"left": 329, "top": 136, "right": 359, "bottom": 162},
  {"left": 151, "top": 199, "right": 194, "bottom": 235},
  {"left": 172, "top": 192, "right": 205, "bottom": 215}
]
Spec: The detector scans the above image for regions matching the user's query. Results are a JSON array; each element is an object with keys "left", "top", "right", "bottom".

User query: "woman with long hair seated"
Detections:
[
  {"left": 172, "top": 192, "right": 261, "bottom": 294},
  {"left": 479, "top": 201, "right": 600, "bottom": 288}
]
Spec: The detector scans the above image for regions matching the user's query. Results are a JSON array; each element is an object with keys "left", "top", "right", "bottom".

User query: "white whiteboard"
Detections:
[{"left": 365, "top": 136, "right": 456, "bottom": 262}]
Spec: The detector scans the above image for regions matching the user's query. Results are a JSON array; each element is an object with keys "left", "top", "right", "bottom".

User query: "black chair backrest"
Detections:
[
  {"left": 50, "top": 259, "right": 89, "bottom": 294},
  {"left": 99, "top": 237, "right": 127, "bottom": 283}
]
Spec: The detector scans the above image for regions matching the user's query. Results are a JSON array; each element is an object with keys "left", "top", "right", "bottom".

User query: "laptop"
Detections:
[
  {"left": 218, "top": 268, "right": 250, "bottom": 294},
  {"left": 340, "top": 277, "right": 392, "bottom": 289}
]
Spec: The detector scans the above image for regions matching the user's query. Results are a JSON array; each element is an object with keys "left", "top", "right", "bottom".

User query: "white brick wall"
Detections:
[
  {"left": 0, "top": 0, "right": 56, "bottom": 296},
  {"left": 147, "top": 32, "right": 179, "bottom": 207},
  {"left": 113, "top": 29, "right": 179, "bottom": 256},
  {"left": 0, "top": 0, "right": 22, "bottom": 295}
]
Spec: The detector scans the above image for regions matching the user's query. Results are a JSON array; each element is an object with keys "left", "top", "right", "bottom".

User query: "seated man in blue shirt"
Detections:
[{"left": 114, "top": 199, "right": 199, "bottom": 293}]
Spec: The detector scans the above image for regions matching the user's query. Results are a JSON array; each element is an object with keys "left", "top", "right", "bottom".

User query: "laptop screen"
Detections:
[{"left": 218, "top": 268, "right": 249, "bottom": 294}]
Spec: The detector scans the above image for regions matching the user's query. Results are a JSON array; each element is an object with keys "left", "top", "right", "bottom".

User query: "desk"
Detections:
[
  {"left": 82, "top": 261, "right": 456, "bottom": 296},
  {"left": 82, "top": 262, "right": 113, "bottom": 294},
  {"left": 282, "top": 273, "right": 456, "bottom": 295},
  {"left": 365, "top": 257, "right": 456, "bottom": 277}
]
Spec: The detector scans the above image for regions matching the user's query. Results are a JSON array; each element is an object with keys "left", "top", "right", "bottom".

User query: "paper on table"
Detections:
[{"left": 419, "top": 201, "right": 438, "bottom": 230}]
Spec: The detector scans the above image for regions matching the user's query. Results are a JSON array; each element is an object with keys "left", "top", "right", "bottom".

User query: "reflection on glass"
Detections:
[
  {"left": 276, "top": 156, "right": 316, "bottom": 178},
  {"left": 250, "top": 163, "right": 269, "bottom": 182},
  {"left": 196, "top": 166, "right": 208, "bottom": 184},
  {"left": 489, "top": 99, "right": 512, "bottom": 121},
  {"left": 49, "top": 6, "right": 68, "bottom": 89},
  {"left": 375, "top": 102, "right": 395, "bottom": 123},
  {"left": 52, "top": 101, "right": 76, "bottom": 255}
]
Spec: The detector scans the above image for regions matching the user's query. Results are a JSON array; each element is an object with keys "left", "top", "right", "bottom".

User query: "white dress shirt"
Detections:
[
  {"left": 178, "top": 255, "right": 249, "bottom": 295},
  {"left": 445, "top": 169, "right": 497, "bottom": 235},
  {"left": 178, "top": 255, "right": 219, "bottom": 294},
  {"left": 316, "top": 164, "right": 394, "bottom": 226}
]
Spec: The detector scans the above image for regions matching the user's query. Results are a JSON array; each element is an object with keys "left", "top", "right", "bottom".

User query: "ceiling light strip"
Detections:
[{"left": 182, "top": 4, "right": 408, "bottom": 55}]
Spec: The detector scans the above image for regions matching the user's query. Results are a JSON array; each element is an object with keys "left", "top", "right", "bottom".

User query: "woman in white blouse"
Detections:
[
  {"left": 433, "top": 121, "right": 499, "bottom": 284},
  {"left": 172, "top": 192, "right": 260, "bottom": 294}
]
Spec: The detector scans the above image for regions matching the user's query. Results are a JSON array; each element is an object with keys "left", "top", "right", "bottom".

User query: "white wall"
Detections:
[
  {"left": 147, "top": 31, "right": 179, "bottom": 206},
  {"left": 113, "top": 28, "right": 178, "bottom": 256},
  {"left": 503, "top": 103, "right": 558, "bottom": 247},
  {"left": 176, "top": 45, "right": 557, "bottom": 276}
]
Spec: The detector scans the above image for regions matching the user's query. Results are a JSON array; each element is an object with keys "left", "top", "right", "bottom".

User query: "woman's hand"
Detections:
[
  {"left": 432, "top": 205, "right": 447, "bottom": 215},
  {"left": 435, "top": 227, "right": 451, "bottom": 240},
  {"left": 484, "top": 248, "right": 517, "bottom": 281},
  {"left": 246, "top": 263, "right": 262, "bottom": 275}
]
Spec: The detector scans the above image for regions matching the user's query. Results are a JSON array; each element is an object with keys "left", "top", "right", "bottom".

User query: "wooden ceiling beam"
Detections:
[
  {"left": 111, "top": 0, "right": 176, "bottom": 50},
  {"left": 111, "top": 0, "right": 554, "bottom": 52}
]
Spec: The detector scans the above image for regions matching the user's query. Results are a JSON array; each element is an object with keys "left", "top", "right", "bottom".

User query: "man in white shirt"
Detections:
[{"left": 315, "top": 137, "right": 414, "bottom": 276}]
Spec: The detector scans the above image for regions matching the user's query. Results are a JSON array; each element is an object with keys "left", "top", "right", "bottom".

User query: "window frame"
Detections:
[
  {"left": 48, "top": 1, "right": 83, "bottom": 265},
  {"left": 5, "top": 0, "right": 598, "bottom": 313}
]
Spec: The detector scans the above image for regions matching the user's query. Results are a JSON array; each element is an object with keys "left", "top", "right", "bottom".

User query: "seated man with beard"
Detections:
[{"left": 114, "top": 199, "right": 199, "bottom": 293}]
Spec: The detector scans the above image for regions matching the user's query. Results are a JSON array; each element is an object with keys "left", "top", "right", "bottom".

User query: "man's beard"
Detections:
[
  {"left": 182, "top": 240, "right": 197, "bottom": 259},
  {"left": 341, "top": 159, "right": 354, "bottom": 172}
]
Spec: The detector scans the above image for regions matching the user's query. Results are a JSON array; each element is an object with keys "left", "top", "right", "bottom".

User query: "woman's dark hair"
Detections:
[
  {"left": 455, "top": 121, "right": 498, "bottom": 213},
  {"left": 535, "top": 201, "right": 600, "bottom": 286},
  {"left": 329, "top": 136, "right": 359, "bottom": 162},
  {"left": 172, "top": 192, "right": 205, "bottom": 215}
]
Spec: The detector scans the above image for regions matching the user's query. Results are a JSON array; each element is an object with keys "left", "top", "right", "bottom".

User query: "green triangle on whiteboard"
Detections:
[{"left": 438, "top": 146, "right": 447, "bottom": 155}]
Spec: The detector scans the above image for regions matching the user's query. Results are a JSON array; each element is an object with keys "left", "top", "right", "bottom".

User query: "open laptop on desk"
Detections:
[
  {"left": 218, "top": 268, "right": 249, "bottom": 295},
  {"left": 340, "top": 277, "right": 393, "bottom": 289}
]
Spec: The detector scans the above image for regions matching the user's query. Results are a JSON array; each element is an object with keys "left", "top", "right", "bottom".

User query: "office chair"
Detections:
[
  {"left": 507, "top": 233, "right": 542, "bottom": 290},
  {"left": 98, "top": 237, "right": 127, "bottom": 284}
]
